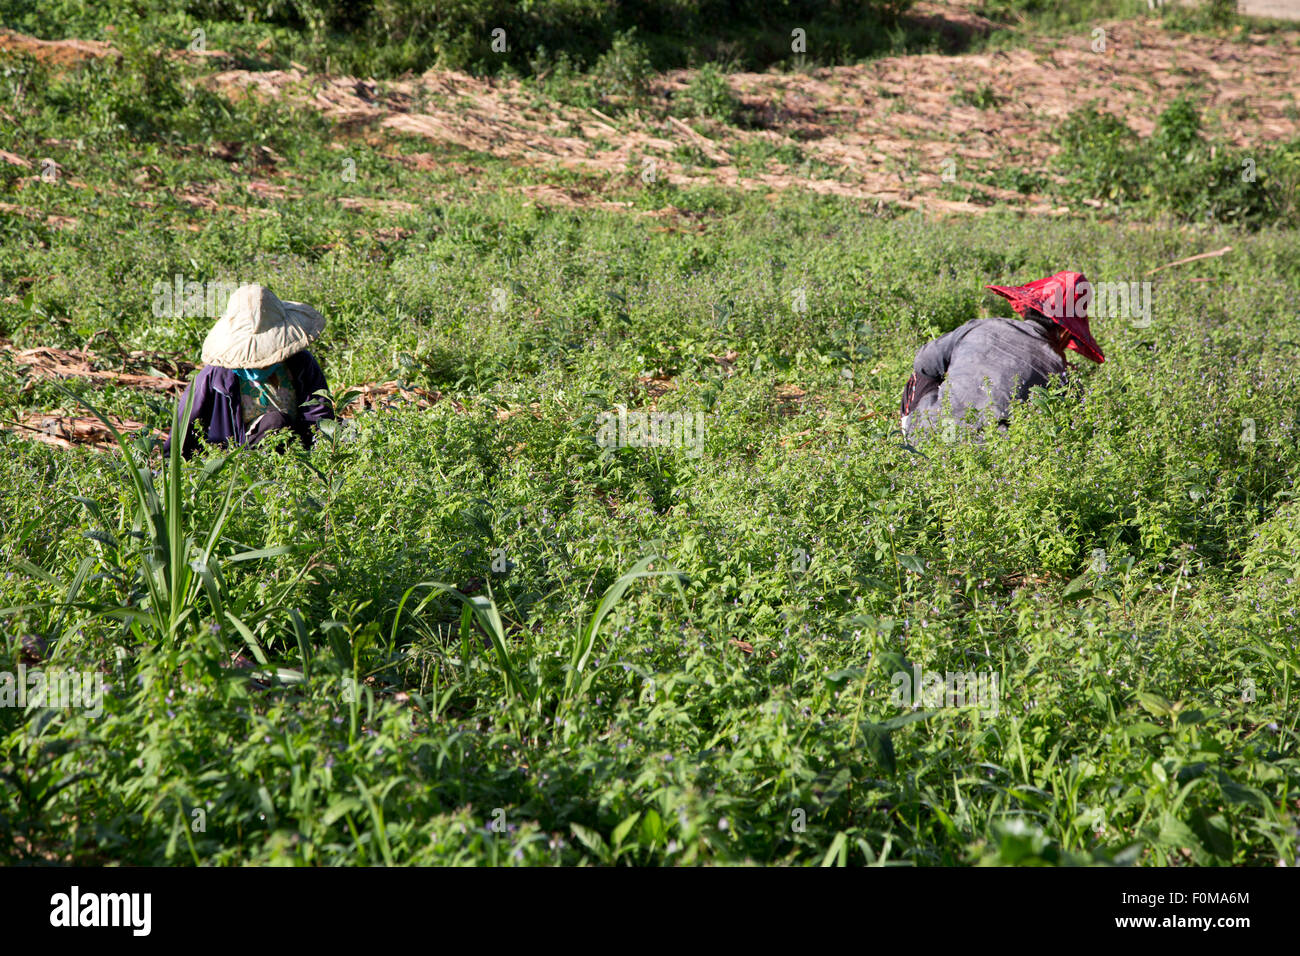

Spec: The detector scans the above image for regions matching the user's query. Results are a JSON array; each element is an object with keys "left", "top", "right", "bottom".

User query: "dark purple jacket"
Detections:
[{"left": 164, "top": 350, "right": 334, "bottom": 458}]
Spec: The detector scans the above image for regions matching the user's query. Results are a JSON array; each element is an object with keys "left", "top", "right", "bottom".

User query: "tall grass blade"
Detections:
[{"left": 565, "top": 554, "right": 689, "bottom": 698}]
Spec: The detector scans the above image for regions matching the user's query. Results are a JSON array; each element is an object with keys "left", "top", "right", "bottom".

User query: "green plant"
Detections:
[
  {"left": 2, "top": 387, "right": 298, "bottom": 656},
  {"left": 1053, "top": 99, "right": 1277, "bottom": 225},
  {"left": 951, "top": 84, "right": 1001, "bottom": 110},
  {"left": 1052, "top": 103, "right": 1142, "bottom": 205},
  {"left": 1161, "top": 0, "right": 1239, "bottom": 31},
  {"left": 2, "top": 49, "right": 1299, "bottom": 867},
  {"left": 682, "top": 62, "right": 740, "bottom": 124},
  {"left": 589, "top": 30, "right": 654, "bottom": 108},
  {"left": 388, "top": 554, "right": 690, "bottom": 711}
]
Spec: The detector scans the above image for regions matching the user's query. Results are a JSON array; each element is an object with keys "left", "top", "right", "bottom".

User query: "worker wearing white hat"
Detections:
[{"left": 164, "top": 284, "right": 334, "bottom": 457}]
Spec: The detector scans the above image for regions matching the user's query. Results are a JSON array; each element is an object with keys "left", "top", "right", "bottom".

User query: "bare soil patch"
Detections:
[
  {"left": 7, "top": 21, "right": 1295, "bottom": 216},
  {"left": 202, "top": 19, "right": 1300, "bottom": 216},
  {"left": 0, "top": 30, "right": 114, "bottom": 67}
]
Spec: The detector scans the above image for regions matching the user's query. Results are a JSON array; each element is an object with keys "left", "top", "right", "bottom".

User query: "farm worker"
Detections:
[
  {"left": 900, "top": 271, "right": 1105, "bottom": 439},
  {"left": 164, "top": 284, "right": 334, "bottom": 458}
]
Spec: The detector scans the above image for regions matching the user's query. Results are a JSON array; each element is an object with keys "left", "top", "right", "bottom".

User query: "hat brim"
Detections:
[
  {"left": 1062, "top": 325, "right": 1105, "bottom": 363},
  {"left": 201, "top": 301, "right": 325, "bottom": 369},
  {"left": 986, "top": 284, "right": 1105, "bottom": 364},
  {"left": 986, "top": 284, "right": 1039, "bottom": 317}
]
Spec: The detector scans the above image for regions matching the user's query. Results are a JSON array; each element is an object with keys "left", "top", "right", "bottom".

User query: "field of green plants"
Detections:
[{"left": 2, "top": 3, "right": 1299, "bottom": 866}]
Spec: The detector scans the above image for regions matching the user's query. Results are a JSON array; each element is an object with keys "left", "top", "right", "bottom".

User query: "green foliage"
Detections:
[
  {"left": 525, "top": 33, "right": 656, "bottom": 112},
  {"left": 950, "top": 84, "right": 1001, "bottom": 110},
  {"left": 589, "top": 30, "right": 654, "bottom": 107},
  {"left": 1, "top": 387, "right": 300, "bottom": 654},
  {"left": 973, "top": 0, "right": 1249, "bottom": 36},
  {"left": 733, "top": 137, "right": 805, "bottom": 176},
  {"left": 1052, "top": 104, "right": 1143, "bottom": 205},
  {"left": 681, "top": 63, "right": 741, "bottom": 124},
  {"left": 1, "top": 15, "right": 1298, "bottom": 866},
  {"left": 2, "top": 0, "right": 916, "bottom": 77},
  {"left": 1053, "top": 98, "right": 1287, "bottom": 227},
  {"left": 1160, "top": 0, "right": 1240, "bottom": 32},
  {"left": 4, "top": 190, "right": 1298, "bottom": 864}
]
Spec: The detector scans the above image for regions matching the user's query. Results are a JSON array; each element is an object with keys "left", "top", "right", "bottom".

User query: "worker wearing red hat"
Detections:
[{"left": 900, "top": 271, "right": 1106, "bottom": 438}]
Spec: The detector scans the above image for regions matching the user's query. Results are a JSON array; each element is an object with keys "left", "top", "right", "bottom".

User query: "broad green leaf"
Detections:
[
  {"left": 1136, "top": 691, "right": 1173, "bottom": 718},
  {"left": 861, "top": 723, "right": 896, "bottom": 775},
  {"left": 612, "top": 812, "right": 641, "bottom": 847},
  {"left": 569, "top": 822, "right": 606, "bottom": 856}
]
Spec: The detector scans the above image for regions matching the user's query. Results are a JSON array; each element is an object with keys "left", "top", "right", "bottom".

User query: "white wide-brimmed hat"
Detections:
[{"left": 200, "top": 284, "right": 326, "bottom": 369}]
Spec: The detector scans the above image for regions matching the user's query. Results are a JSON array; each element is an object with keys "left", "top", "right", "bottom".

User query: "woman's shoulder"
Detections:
[
  {"left": 285, "top": 350, "right": 328, "bottom": 389},
  {"left": 284, "top": 349, "right": 320, "bottom": 369},
  {"left": 195, "top": 363, "right": 235, "bottom": 389}
]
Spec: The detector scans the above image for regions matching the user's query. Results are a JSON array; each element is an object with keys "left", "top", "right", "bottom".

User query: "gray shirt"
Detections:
[{"left": 905, "top": 317, "right": 1068, "bottom": 437}]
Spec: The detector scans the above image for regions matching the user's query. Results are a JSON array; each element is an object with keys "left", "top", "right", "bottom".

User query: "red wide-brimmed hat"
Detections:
[{"left": 986, "top": 271, "right": 1106, "bottom": 364}]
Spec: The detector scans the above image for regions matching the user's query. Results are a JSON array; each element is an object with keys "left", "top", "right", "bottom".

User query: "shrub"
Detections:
[
  {"left": 589, "top": 30, "right": 654, "bottom": 107},
  {"left": 1052, "top": 104, "right": 1142, "bottom": 206},
  {"left": 951, "top": 84, "right": 1001, "bottom": 110},
  {"left": 1053, "top": 98, "right": 1279, "bottom": 226},
  {"left": 682, "top": 62, "right": 740, "bottom": 124}
]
